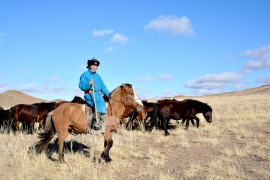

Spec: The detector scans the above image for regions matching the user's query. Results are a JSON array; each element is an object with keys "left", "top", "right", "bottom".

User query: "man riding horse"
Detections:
[{"left": 79, "top": 57, "right": 110, "bottom": 133}]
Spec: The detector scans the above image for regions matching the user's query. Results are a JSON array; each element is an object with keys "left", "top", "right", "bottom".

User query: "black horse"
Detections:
[
  {"left": 153, "top": 99, "right": 212, "bottom": 135},
  {"left": 0, "top": 108, "right": 10, "bottom": 130}
]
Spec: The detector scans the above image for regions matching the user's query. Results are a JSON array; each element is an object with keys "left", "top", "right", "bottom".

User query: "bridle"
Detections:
[{"left": 108, "top": 88, "right": 144, "bottom": 116}]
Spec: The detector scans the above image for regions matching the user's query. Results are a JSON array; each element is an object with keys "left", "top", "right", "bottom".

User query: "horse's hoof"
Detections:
[
  {"left": 165, "top": 133, "right": 170, "bottom": 136},
  {"left": 99, "top": 157, "right": 112, "bottom": 164},
  {"left": 58, "top": 159, "right": 66, "bottom": 164}
]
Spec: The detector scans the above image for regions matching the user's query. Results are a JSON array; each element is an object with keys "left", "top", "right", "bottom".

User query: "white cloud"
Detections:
[
  {"left": 144, "top": 15, "right": 194, "bottom": 36},
  {"left": 106, "top": 46, "right": 115, "bottom": 52},
  {"left": 0, "top": 83, "right": 10, "bottom": 92},
  {"left": 257, "top": 77, "right": 270, "bottom": 84},
  {"left": 185, "top": 72, "right": 242, "bottom": 93},
  {"left": 244, "top": 45, "right": 270, "bottom": 70},
  {"left": 17, "top": 83, "right": 41, "bottom": 92},
  {"left": 111, "top": 33, "right": 129, "bottom": 44},
  {"left": 45, "top": 76, "right": 62, "bottom": 82},
  {"left": 233, "top": 83, "right": 245, "bottom": 90},
  {"left": 92, "top": 29, "right": 114, "bottom": 37},
  {"left": 138, "top": 76, "right": 155, "bottom": 82},
  {"left": 157, "top": 74, "right": 174, "bottom": 80},
  {"left": 138, "top": 74, "right": 174, "bottom": 82},
  {"left": 17, "top": 83, "right": 67, "bottom": 94}
]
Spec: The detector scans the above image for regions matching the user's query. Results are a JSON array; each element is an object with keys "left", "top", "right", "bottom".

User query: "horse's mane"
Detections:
[
  {"left": 185, "top": 99, "right": 212, "bottom": 111},
  {"left": 109, "top": 83, "right": 132, "bottom": 96}
]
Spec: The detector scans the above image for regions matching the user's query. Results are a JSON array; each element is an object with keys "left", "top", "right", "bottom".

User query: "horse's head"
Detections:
[
  {"left": 109, "top": 83, "right": 146, "bottom": 119},
  {"left": 203, "top": 105, "right": 212, "bottom": 123},
  {"left": 121, "top": 84, "right": 146, "bottom": 120}
]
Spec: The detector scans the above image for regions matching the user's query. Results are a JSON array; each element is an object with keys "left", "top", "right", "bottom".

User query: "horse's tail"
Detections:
[{"left": 34, "top": 112, "right": 55, "bottom": 154}]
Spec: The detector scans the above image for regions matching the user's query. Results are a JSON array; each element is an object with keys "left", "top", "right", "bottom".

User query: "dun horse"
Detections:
[{"left": 33, "top": 83, "right": 145, "bottom": 163}]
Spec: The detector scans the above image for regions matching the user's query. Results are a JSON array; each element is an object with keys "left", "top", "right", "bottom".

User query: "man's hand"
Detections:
[
  {"left": 90, "top": 79, "right": 94, "bottom": 85},
  {"left": 102, "top": 94, "right": 110, "bottom": 102}
]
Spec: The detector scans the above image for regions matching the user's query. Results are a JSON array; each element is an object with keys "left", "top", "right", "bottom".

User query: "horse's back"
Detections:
[{"left": 52, "top": 103, "right": 88, "bottom": 133}]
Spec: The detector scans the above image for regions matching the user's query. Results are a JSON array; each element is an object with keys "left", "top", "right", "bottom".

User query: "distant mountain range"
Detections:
[
  {"left": 0, "top": 90, "right": 48, "bottom": 109},
  {"left": 0, "top": 84, "right": 269, "bottom": 109}
]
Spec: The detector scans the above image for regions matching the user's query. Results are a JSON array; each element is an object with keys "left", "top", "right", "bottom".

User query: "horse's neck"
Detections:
[
  {"left": 194, "top": 101, "right": 207, "bottom": 113},
  {"left": 108, "top": 101, "right": 125, "bottom": 119},
  {"left": 107, "top": 88, "right": 126, "bottom": 118}
]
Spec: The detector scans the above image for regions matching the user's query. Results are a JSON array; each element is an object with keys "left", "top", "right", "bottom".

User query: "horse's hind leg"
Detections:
[
  {"left": 185, "top": 119, "right": 190, "bottom": 129},
  {"left": 57, "top": 132, "right": 69, "bottom": 163},
  {"left": 194, "top": 116, "right": 200, "bottom": 128},
  {"left": 46, "top": 138, "right": 58, "bottom": 159}
]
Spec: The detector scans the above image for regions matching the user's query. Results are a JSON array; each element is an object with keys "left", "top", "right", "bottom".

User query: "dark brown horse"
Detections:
[
  {"left": 154, "top": 99, "right": 213, "bottom": 135},
  {"left": 9, "top": 102, "right": 62, "bottom": 134},
  {"left": 125, "top": 100, "right": 158, "bottom": 130},
  {"left": 33, "top": 83, "right": 145, "bottom": 163}
]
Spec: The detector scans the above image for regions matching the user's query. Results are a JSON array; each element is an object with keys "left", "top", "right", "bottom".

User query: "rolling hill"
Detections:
[{"left": 1, "top": 84, "right": 269, "bottom": 109}]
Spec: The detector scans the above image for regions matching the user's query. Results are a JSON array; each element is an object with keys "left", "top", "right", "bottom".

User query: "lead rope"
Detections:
[{"left": 91, "top": 78, "right": 99, "bottom": 123}]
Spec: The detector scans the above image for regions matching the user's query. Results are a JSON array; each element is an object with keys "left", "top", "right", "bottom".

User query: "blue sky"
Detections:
[{"left": 0, "top": 0, "right": 270, "bottom": 101}]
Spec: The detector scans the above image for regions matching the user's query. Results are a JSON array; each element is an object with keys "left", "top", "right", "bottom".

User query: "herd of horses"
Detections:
[{"left": 0, "top": 83, "right": 213, "bottom": 163}]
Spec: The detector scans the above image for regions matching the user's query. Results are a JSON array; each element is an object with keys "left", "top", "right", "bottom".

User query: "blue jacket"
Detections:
[{"left": 79, "top": 70, "right": 110, "bottom": 113}]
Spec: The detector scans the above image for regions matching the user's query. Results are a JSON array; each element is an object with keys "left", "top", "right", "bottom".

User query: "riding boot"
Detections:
[{"left": 91, "top": 113, "right": 105, "bottom": 133}]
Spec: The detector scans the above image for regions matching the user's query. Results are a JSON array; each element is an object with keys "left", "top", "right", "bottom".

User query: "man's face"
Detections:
[{"left": 90, "top": 65, "right": 98, "bottom": 73}]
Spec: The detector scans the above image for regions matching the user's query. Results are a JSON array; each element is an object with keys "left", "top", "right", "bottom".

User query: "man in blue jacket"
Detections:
[{"left": 79, "top": 57, "right": 110, "bottom": 133}]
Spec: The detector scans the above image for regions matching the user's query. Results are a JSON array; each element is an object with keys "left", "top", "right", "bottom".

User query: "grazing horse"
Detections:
[
  {"left": 155, "top": 99, "right": 213, "bottom": 135},
  {"left": 125, "top": 100, "right": 157, "bottom": 131},
  {"left": 33, "top": 83, "right": 145, "bottom": 163}
]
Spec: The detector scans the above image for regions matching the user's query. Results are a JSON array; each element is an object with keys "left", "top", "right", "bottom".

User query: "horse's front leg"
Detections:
[
  {"left": 147, "top": 108, "right": 158, "bottom": 132},
  {"left": 185, "top": 119, "right": 190, "bottom": 129},
  {"left": 101, "top": 132, "right": 113, "bottom": 163},
  {"left": 190, "top": 119, "right": 196, "bottom": 127}
]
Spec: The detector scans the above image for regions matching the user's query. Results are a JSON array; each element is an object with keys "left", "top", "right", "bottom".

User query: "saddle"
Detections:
[{"left": 81, "top": 104, "right": 93, "bottom": 131}]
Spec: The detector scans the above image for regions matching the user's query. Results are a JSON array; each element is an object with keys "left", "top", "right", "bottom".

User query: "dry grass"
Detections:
[{"left": 0, "top": 94, "right": 270, "bottom": 179}]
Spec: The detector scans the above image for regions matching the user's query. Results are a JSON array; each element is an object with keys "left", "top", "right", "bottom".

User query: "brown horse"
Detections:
[
  {"left": 71, "top": 94, "right": 146, "bottom": 130},
  {"left": 154, "top": 99, "right": 213, "bottom": 135},
  {"left": 33, "top": 83, "right": 145, "bottom": 163}
]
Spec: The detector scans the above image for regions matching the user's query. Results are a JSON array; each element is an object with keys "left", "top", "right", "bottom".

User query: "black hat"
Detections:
[{"left": 86, "top": 57, "right": 100, "bottom": 68}]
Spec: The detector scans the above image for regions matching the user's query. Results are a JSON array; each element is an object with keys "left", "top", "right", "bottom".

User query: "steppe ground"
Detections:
[{"left": 0, "top": 94, "right": 269, "bottom": 180}]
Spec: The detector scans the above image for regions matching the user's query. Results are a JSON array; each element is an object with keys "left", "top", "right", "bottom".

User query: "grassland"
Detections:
[{"left": 0, "top": 94, "right": 269, "bottom": 180}]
